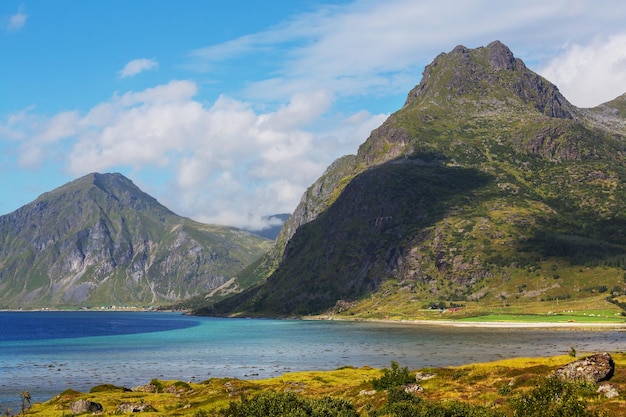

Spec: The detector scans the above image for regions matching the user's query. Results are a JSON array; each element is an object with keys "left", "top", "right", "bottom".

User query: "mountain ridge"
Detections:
[{"left": 195, "top": 41, "right": 626, "bottom": 318}]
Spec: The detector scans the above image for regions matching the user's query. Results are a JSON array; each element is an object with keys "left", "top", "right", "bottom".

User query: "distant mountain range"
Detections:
[
  {"left": 193, "top": 41, "right": 626, "bottom": 318},
  {"left": 5, "top": 41, "right": 626, "bottom": 318},
  {"left": 0, "top": 173, "right": 272, "bottom": 309}
]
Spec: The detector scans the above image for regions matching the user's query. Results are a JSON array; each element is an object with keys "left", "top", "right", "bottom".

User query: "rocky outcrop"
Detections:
[
  {"left": 597, "top": 383, "right": 620, "bottom": 399},
  {"left": 116, "top": 402, "right": 157, "bottom": 413},
  {"left": 403, "top": 41, "right": 577, "bottom": 120},
  {"left": 70, "top": 399, "right": 103, "bottom": 414},
  {"left": 415, "top": 372, "right": 436, "bottom": 382},
  {"left": 277, "top": 154, "right": 357, "bottom": 249},
  {"left": 554, "top": 352, "right": 615, "bottom": 383},
  {"left": 404, "top": 383, "right": 424, "bottom": 394}
]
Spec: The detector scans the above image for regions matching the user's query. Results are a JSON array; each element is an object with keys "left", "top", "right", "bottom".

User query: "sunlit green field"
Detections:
[{"left": 456, "top": 313, "right": 625, "bottom": 323}]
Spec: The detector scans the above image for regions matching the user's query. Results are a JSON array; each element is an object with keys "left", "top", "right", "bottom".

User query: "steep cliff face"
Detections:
[
  {"left": 274, "top": 41, "right": 596, "bottom": 260},
  {"left": 0, "top": 173, "right": 272, "bottom": 308},
  {"left": 199, "top": 41, "right": 626, "bottom": 318}
]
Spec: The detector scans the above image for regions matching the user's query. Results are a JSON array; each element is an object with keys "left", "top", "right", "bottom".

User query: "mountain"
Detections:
[
  {"left": 0, "top": 173, "right": 273, "bottom": 309},
  {"left": 196, "top": 41, "right": 626, "bottom": 318}
]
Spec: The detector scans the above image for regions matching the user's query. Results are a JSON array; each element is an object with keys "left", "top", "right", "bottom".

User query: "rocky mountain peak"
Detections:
[
  {"left": 403, "top": 41, "right": 577, "bottom": 120},
  {"left": 486, "top": 40, "right": 524, "bottom": 71}
]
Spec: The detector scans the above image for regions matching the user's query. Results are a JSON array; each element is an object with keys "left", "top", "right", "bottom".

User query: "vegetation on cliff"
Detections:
[{"left": 193, "top": 41, "right": 626, "bottom": 319}]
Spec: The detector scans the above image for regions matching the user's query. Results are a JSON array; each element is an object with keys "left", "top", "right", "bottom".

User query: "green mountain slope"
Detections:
[
  {"left": 197, "top": 41, "right": 626, "bottom": 318},
  {"left": 0, "top": 173, "right": 273, "bottom": 309}
]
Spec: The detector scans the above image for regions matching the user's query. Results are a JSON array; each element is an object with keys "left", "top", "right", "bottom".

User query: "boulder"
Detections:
[
  {"left": 597, "top": 383, "right": 620, "bottom": 399},
  {"left": 554, "top": 352, "right": 615, "bottom": 383},
  {"left": 69, "top": 399, "right": 103, "bottom": 414},
  {"left": 404, "top": 383, "right": 424, "bottom": 394},
  {"left": 116, "top": 402, "right": 157, "bottom": 413},
  {"left": 415, "top": 372, "right": 436, "bottom": 382}
]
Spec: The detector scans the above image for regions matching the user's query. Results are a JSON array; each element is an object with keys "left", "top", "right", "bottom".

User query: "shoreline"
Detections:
[
  {"left": 3, "top": 309, "right": 626, "bottom": 330},
  {"left": 309, "top": 316, "right": 626, "bottom": 330}
]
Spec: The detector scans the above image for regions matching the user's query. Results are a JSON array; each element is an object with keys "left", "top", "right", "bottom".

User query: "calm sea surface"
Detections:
[{"left": 1, "top": 311, "right": 625, "bottom": 410}]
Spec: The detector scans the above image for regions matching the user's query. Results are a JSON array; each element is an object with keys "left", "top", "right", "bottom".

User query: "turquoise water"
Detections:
[{"left": 1, "top": 311, "right": 624, "bottom": 411}]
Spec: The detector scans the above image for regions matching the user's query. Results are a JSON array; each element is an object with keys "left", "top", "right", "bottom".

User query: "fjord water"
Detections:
[{"left": 1, "top": 312, "right": 624, "bottom": 410}]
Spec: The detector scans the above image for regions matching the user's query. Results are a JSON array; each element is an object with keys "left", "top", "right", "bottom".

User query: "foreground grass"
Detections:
[{"left": 23, "top": 353, "right": 626, "bottom": 416}]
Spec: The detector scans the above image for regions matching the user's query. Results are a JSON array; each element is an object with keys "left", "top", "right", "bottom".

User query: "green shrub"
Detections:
[
  {"left": 89, "top": 384, "right": 130, "bottom": 393},
  {"left": 149, "top": 379, "right": 164, "bottom": 393},
  {"left": 377, "top": 386, "right": 503, "bottom": 417},
  {"left": 219, "top": 391, "right": 358, "bottom": 417},
  {"left": 372, "top": 361, "right": 414, "bottom": 390},
  {"left": 511, "top": 376, "right": 599, "bottom": 417},
  {"left": 173, "top": 381, "right": 192, "bottom": 390}
]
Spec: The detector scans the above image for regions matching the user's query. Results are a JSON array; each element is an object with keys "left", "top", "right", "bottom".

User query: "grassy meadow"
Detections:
[{"left": 22, "top": 352, "right": 626, "bottom": 416}]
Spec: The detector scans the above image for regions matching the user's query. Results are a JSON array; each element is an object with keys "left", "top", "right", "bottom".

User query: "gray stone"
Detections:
[
  {"left": 415, "top": 372, "right": 436, "bottom": 382},
  {"left": 554, "top": 352, "right": 615, "bottom": 383},
  {"left": 69, "top": 399, "right": 103, "bottom": 414},
  {"left": 404, "top": 383, "right": 423, "bottom": 394},
  {"left": 597, "top": 383, "right": 620, "bottom": 399},
  {"left": 116, "top": 402, "right": 157, "bottom": 413}
]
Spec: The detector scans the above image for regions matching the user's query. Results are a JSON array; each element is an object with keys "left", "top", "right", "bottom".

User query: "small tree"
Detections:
[
  {"left": 569, "top": 346, "right": 577, "bottom": 357},
  {"left": 19, "top": 391, "right": 31, "bottom": 416}
]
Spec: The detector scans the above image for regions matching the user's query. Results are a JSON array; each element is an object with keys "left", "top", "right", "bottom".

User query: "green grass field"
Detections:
[{"left": 456, "top": 312, "right": 626, "bottom": 323}]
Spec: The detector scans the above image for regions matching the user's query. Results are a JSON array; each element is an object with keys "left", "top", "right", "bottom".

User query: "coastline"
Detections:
[
  {"left": 309, "top": 316, "right": 626, "bottom": 330},
  {"left": 3, "top": 309, "right": 626, "bottom": 330}
]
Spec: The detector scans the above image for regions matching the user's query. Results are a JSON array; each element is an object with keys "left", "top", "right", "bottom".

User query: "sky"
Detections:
[{"left": 2, "top": 0, "right": 626, "bottom": 230}]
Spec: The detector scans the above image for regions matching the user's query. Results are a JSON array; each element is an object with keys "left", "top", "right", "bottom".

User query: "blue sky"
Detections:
[{"left": 2, "top": 0, "right": 626, "bottom": 229}]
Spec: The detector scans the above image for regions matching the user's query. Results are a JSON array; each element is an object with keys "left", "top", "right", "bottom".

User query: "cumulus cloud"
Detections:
[
  {"left": 119, "top": 58, "right": 159, "bottom": 78},
  {"left": 3, "top": 81, "right": 386, "bottom": 228},
  {"left": 6, "top": 6, "right": 27, "bottom": 31},
  {"left": 538, "top": 35, "right": 626, "bottom": 107},
  {"left": 9, "top": 0, "right": 626, "bottom": 228}
]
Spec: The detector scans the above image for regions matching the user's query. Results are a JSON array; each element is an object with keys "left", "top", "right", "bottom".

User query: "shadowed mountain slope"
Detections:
[{"left": 194, "top": 41, "right": 626, "bottom": 318}]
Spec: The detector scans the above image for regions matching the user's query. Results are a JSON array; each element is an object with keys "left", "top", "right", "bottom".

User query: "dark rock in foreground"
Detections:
[
  {"left": 70, "top": 399, "right": 103, "bottom": 414},
  {"left": 554, "top": 352, "right": 615, "bottom": 383},
  {"left": 116, "top": 402, "right": 157, "bottom": 413}
]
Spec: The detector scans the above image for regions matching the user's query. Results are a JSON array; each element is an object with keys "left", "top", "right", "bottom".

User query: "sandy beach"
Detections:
[
  {"left": 399, "top": 320, "right": 626, "bottom": 329},
  {"left": 314, "top": 316, "right": 626, "bottom": 330}
]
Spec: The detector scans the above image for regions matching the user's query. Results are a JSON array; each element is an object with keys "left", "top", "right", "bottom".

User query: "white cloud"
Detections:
[
  {"left": 6, "top": 6, "right": 27, "bottom": 31},
  {"left": 4, "top": 80, "right": 386, "bottom": 229},
  {"left": 119, "top": 58, "right": 159, "bottom": 78},
  {"left": 188, "top": 0, "right": 626, "bottom": 106},
  {"left": 538, "top": 35, "right": 626, "bottom": 107},
  {"left": 9, "top": 0, "right": 626, "bottom": 228}
]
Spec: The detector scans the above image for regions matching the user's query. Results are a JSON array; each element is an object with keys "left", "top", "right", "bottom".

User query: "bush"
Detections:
[
  {"left": 219, "top": 391, "right": 358, "bottom": 417},
  {"left": 376, "top": 386, "right": 503, "bottom": 417},
  {"left": 372, "top": 361, "right": 414, "bottom": 390},
  {"left": 511, "top": 376, "right": 599, "bottom": 417},
  {"left": 89, "top": 384, "right": 130, "bottom": 393}
]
